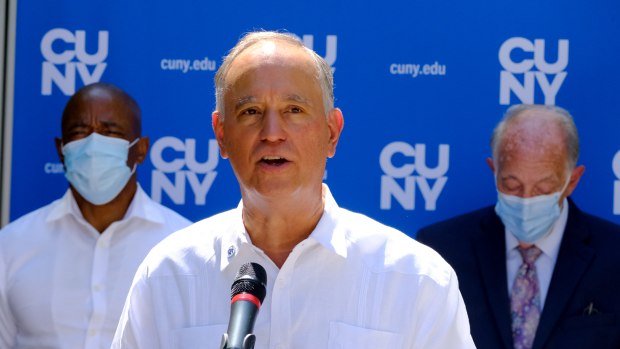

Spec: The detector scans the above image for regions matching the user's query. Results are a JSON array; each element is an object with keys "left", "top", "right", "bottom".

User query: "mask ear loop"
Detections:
[
  {"left": 127, "top": 138, "right": 140, "bottom": 175},
  {"left": 556, "top": 172, "right": 573, "bottom": 208},
  {"left": 560, "top": 173, "right": 572, "bottom": 194}
]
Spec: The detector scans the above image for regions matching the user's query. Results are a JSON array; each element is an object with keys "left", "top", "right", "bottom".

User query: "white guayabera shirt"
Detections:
[
  {"left": 0, "top": 186, "right": 192, "bottom": 349},
  {"left": 112, "top": 185, "right": 476, "bottom": 349}
]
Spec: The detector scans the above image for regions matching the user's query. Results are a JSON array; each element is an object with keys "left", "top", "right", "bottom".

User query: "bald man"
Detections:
[
  {"left": 417, "top": 104, "right": 620, "bottom": 349},
  {"left": 0, "top": 82, "right": 191, "bottom": 349},
  {"left": 112, "top": 31, "right": 475, "bottom": 349}
]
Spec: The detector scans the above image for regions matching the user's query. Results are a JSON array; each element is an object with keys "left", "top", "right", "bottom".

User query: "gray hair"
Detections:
[
  {"left": 214, "top": 31, "right": 334, "bottom": 117},
  {"left": 491, "top": 104, "right": 580, "bottom": 170}
]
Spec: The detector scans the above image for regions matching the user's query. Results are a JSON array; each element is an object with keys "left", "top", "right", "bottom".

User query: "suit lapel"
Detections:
[
  {"left": 533, "top": 201, "right": 595, "bottom": 349},
  {"left": 474, "top": 212, "right": 514, "bottom": 349}
]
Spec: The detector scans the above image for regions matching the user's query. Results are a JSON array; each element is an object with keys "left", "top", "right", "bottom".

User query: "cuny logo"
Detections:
[
  {"left": 499, "top": 37, "right": 568, "bottom": 105},
  {"left": 297, "top": 34, "right": 337, "bottom": 71},
  {"left": 613, "top": 150, "right": 620, "bottom": 215},
  {"left": 379, "top": 141, "right": 449, "bottom": 210},
  {"left": 41, "top": 28, "right": 108, "bottom": 96},
  {"left": 150, "top": 137, "right": 219, "bottom": 205}
]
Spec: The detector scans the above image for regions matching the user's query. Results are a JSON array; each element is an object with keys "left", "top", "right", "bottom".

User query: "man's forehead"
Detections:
[
  {"left": 247, "top": 40, "right": 279, "bottom": 55},
  {"left": 496, "top": 138, "right": 568, "bottom": 181},
  {"left": 225, "top": 46, "right": 319, "bottom": 93},
  {"left": 498, "top": 138, "right": 566, "bottom": 164},
  {"left": 231, "top": 40, "right": 313, "bottom": 71},
  {"left": 64, "top": 95, "right": 133, "bottom": 126}
]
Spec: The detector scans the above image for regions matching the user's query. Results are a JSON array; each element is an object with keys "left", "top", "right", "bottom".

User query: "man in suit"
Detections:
[{"left": 417, "top": 104, "right": 620, "bottom": 349}]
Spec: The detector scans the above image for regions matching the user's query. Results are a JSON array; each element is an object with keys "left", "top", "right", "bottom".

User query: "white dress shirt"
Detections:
[
  {"left": 112, "top": 185, "right": 475, "bottom": 349},
  {"left": 0, "top": 186, "right": 192, "bottom": 349},
  {"left": 505, "top": 198, "right": 568, "bottom": 309}
]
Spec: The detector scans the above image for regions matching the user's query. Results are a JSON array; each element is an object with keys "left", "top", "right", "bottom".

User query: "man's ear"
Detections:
[
  {"left": 55, "top": 137, "right": 64, "bottom": 164},
  {"left": 563, "top": 165, "right": 585, "bottom": 198},
  {"left": 134, "top": 137, "right": 149, "bottom": 164},
  {"left": 326, "top": 108, "right": 344, "bottom": 158},
  {"left": 212, "top": 111, "right": 228, "bottom": 158},
  {"left": 486, "top": 157, "right": 495, "bottom": 173},
  {"left": 126, "top": 137, "right": 149, "bottom": 168}
]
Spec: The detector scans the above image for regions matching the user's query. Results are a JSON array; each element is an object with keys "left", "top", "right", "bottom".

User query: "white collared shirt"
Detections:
[
  {"left": 505, "top": 198, "right": 569, "bottom": 309},
  {"left": 0, "top": 186, "right": 192, "bottom": 349},
  {"left": 112, "top": 185, "right": 475, "bottom": 349}
]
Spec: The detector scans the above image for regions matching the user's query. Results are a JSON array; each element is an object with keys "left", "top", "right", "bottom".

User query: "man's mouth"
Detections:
[{"left": 261, "top": 156, "right": 288, "bottom": 166}]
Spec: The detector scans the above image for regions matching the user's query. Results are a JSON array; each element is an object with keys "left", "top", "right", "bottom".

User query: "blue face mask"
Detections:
[
  {"left": 494, "top": 177, "right": 570, "bottom": 243},
  {"left": 62, "top": 133, "right": 139, "bottom": 205}
]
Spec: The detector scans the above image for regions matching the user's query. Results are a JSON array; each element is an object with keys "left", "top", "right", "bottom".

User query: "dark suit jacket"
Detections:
[{"left": 417, "top": 200, "right": 620, "bottom": 349}]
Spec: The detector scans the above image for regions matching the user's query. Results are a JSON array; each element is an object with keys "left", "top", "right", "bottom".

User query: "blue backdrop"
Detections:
[{"left": 4, "top": 0, "right": 620, "bottom": 238}]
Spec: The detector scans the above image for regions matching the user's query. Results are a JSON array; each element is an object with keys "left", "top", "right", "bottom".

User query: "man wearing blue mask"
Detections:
[
  {"left": 417, "top": 104, "right": 620, "bottom": 349},
  {"left": 0, "top": 82, "right": 192, "bottom": 349}
]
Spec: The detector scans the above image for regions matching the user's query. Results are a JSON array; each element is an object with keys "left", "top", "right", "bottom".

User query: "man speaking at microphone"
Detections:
[{"left": 112, "top": 31, "right": 475, "bottom": 348}]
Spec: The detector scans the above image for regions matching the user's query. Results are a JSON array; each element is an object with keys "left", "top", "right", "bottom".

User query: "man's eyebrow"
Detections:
[
  {"left": 535, "top": 175, "right": 562, "bottom": 185},
  {"left": 285, "top": 94, "right": 312, "bottom": 106},
  {"left": 500, "top": 174, "right": 558, "bottom": 184},
  {"left": 65, "top": 120, "right": 89, "bottom": 129},
  {"left": 233, "top": 94, "right": 313, "bottom": 110},
  {"left": 234, "top": 96, "right": 256, "bottom": 110},
  {"left": 100, "top": 120, "right": 122, "bottom": 128}
]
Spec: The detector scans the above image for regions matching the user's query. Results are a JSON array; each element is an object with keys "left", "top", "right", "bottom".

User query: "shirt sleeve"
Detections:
[
  {"left": 111, "top": 264, "right": 161, "bottom": 349},
  {"left": 0, "top": 247, "right": 17, "bottom": 349},
  {"left": 411, "top": 268, "right": 477, "bottom": 349}
]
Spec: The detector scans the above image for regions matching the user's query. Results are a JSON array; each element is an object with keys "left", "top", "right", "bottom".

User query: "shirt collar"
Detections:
[
  {"left": 125, "top": 185, "right": 167, "bottom": 224},
  {"left": 45, "top": 184, "right": 166, "bottom": 226},
  {"left": 219, "top": 184, "right": 348, "bottom": 272},
  {"left": 307, "top": 184, "right": 348, "bottom": 259},
  {"left": 219, "top": 202, "right": 254, "bottom": 272},
  {"left": 505, "top": 197, "right": 569, "bottom": 258}
]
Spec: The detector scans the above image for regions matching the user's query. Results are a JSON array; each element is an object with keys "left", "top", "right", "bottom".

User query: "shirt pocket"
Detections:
[
  {"left": 170, "top": 324, "right": 228, "bottom": 349},
  {"left": 328, "top": 321, "right": 404, "bottom": 348}
]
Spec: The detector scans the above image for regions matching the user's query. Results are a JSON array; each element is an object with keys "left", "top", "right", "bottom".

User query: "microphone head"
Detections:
[{"left": 231, "top": 262, "right": 267, "bottom": 303}]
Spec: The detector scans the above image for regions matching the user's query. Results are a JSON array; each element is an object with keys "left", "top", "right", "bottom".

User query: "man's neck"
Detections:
[
  {"left": 242, "top": 187, "right": 325, "bottom": 268},
  {"left": 73, "top": 181, "right": 137, "bottom": 233}
]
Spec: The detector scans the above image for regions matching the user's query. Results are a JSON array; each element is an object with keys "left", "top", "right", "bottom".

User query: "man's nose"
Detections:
[{"left": 260, "top": 109, "right": 286, "bottom": 142}]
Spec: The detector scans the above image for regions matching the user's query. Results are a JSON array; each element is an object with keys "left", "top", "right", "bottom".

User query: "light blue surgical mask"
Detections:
[
  {"left": 62, "top": 133, "right": 139, "bottom": 205},
  {"left": 494, "top": 177, "right": 570, "bottom": 243}
]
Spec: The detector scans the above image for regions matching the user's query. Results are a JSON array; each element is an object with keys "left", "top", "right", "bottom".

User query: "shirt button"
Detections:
[
  {"left": 88, "top": 329, "right": 97, "bottom": 336},
  {"left": 97, "top": 240, "right": 108, "bottom": 248},
  {"left": 93, "top": 284, "right": 102, "bottom": 292}
]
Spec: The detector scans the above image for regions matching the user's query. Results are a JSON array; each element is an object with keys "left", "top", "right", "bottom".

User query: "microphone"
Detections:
[{"left": 220, "top": 262, "right": 267, "bottom": 349}]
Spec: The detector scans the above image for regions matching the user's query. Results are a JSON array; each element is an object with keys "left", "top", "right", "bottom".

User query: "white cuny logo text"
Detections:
[
  {"left": 380, "top": 142, "right": 449, "bottom": 210},
  {"left": 499, "top": 37, "right": 568, "bottom": 105},
  {"left": 150, "top": 137, "right": 219, "bottom": 205},
  {"left": 297, "top": 34, "right": 337, "bottom": 71},
  {"left": 613, "top": 150, "right": 620, "bottom": 214},
  {"left": 41, "top": 28, "right": 108, "bottom": 96}
]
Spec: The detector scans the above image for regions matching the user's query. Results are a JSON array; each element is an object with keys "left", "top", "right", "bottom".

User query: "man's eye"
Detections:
[
  {"left": 68, "top": 131, "right": 86, "bottom": 137},
  {"left": 501, "top": 182, "right": 521, "bottom": 192},
  {"left": 242, "top": 108, "right": 259, "bottom": 115},
  {"left": 534, "top": 187, "right": 554, "bottom": 196},
  {"left": 289, "top": 106, "right": 303, "bottom": 113},
  {"left": 102, "top": 130, "right": 124, "bottom": 137},
  {"left": 66, "top": 130, "right": 89, "bottom": 140}
]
